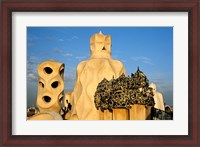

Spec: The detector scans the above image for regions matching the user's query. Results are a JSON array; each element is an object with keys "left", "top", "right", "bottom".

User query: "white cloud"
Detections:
[
  {"left": 66, "top": 36, "right": 79, "bottom": 41},
  {"left": 52, "top": 47, "right": 62, "bottom": 53},
  {"left": 52, "top": 47, "right": 73, "bottom": 57},
  {"left": 75, "top": 56, "right": 86, "bottom": 61},
  {"left": 64, "top": 69, "right": 76, "bottom": 92},
  {"left": 58, "top": 38, "right": 64, "bottom": 42},
  {"left": 27, "top": 35, "right": 39, "bottom": 48},
  {"left": 27, "top": 56, "right": 40, "bottom": 82},
  {"left": 28, "top": 43, "right": 34, "bottom": 47},
  {"left": 46, "top": 37, "right": 66, "bottom": 42},
  {"left": 29, "top": 56, "right": 38, "bottom": 60},
  {"left": 63, "top": 53, "right": 73, "bottom": 57},
  {"left": 27, "top": 73, "right": 37, "bottom": 81},
  {"left": 131, "top": 56, "right": 154, "bottom": 65},
  {"left": 72, "top": 36, "right": 78, "bottom": 39}
]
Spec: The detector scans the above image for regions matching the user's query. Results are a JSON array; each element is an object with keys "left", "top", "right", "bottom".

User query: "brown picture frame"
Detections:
[{"left": 1, "top": 0, "right": 199, "bottom": 146}]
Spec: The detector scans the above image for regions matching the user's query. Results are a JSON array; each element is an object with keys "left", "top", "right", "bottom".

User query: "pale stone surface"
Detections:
[
  {"left": 149, "top": 83, "right": 165, "bottom": 111},
  {"left": 98, "top": 106, "right": 151, "bottom": 120},
  {"left": 36, "top": 60, "right": 65, "bottom": 113},
  {"left": 129, "top": 104, "right": 152, "bottom": 120},
  {"left": 113, "top": 109, "right": 128, "bottom": 120},
  {"left": 99, "top": 110, "right": 104, "bottom": 120},
  {"left": 103, "top": 110, "right": 113, "bottom": 120},
  {"left": 70, "top": 32, "right": 126, "bottom": 120},
  {"left": 98, "top": 110, "right": 113, "bottom": 120},
  {"left": 28, "top": 110, "right": 63, "bottom": 120},
  {"left": 129, "top": 104, "right": 146, "bottom": 120}
]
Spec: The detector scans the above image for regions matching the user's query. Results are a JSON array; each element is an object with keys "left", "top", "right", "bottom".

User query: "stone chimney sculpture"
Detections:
[
  {"left": 70, "top": 32, "right": 126, "bottom": 120},
  {"left": 149, "top": 83, "right": 165, "bottom": 111},
  {"left": 36, "top": 60, "right": 65, "bottom": 113}
]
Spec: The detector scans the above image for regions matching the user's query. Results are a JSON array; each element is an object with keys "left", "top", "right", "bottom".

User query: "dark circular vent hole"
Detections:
[
  {"left": 43, "top": 96, "right": 51, "bottom": 103},
  {"left": 51, "top": 81, "right": 59, "bottom": 88},
  {"left": 44, "top": 67, "right": 53, "bottom": 74},
  {"left": 39, "top": 81, "right": 44, "bottom": 88}
]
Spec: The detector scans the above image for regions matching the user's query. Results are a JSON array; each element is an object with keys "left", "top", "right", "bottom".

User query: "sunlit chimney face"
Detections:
[
  {"left": 90, "top": 31, "right": 111, "bottom": 57},
  {"left": 149, "top": 83, "right": 157, "bottom": 92}
]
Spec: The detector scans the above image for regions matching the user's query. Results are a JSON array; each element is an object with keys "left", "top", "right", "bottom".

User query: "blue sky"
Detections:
[{"left": 27, "top": 27, "right": 173, "bottom": 107}]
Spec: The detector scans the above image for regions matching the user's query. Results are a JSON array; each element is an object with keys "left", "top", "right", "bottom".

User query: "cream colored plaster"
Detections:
[
  {"left": 113, "top": 109, "right": 128, "bottom": 120},
  {"left": 70, "top": 32, "right": 126, "bottom": 120},
  {"left": 36, "top": 60, "right": 65, "bottom": 113},
  {"left": 149, "top": 83, "right": 165, "bottom": 111}
]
